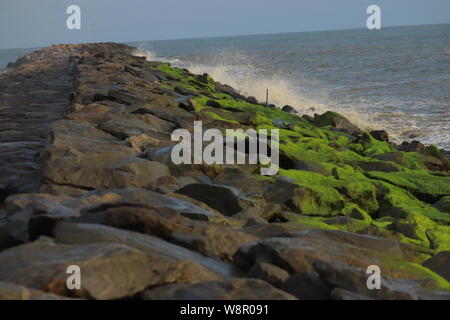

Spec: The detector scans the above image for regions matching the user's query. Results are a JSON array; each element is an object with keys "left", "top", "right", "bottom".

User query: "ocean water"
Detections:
[
  {"left": 131, "top": 24, "right": 450, "bottom": 149},
  {"left": 0, "top": 24, "right": 449, "bottom": 149},
  {"left": 0, "top": 47, "right": 39, "bottom": 72}
]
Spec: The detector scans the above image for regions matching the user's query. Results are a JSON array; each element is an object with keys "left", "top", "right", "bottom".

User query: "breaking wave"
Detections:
[
  {"left": 132, "top": 31, "right": 450, "bottom": 150},
  {"left": 132, "top": 47, "right": 377, "bottom": 132}
]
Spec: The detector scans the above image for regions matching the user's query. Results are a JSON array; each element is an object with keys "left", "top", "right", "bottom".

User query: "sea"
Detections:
[{"left": 1, "top": 23, "right": 449, "bottom": 149}]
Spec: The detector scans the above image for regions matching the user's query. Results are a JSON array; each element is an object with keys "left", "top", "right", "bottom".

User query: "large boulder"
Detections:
[
  {"left": 235, "top": 229, "right": 412, "bottom": 276},
  {"left": 175, "top": 184, "right": 244, "bottom": 216},
  {"left": 423, "top": 251, "right": 450, "bottom": 282},
  {"left": 212, "top": 168, "right": 273, "bottom": 195},
  {"left": 314, "top": 111, "right": 362, "bottom": 135},
  {"left": 367, "top": 171, "right": 450, "bottom": 202},
  {"left": 369, "top": 130, "right": 389, "bottom": 142},
  {"left": 5, "top": 188, "right": 223, "bottom": 222},
  {"left": 130, "top": 102, "right": 194, "bottom": 129},
  {"left": 432, "top": 196, "right": 450, "bottom": 213},
  {"left": 55, "top": 223, "right": 227, "bottom": 286},
  {"left": 0, "top": 238, "right": 168, "bottom": 299},
  {"left": 42, "top": 160, "right": 143, "bottom": 189},
  {"left": 0, "top": 282, "right": 71, "bottom": 300},
  {"left": 281, "top": 105, "right": 298, "bottom": 114},
  {"left": 98, "top": 118, "right": 170, "bottom": 140},
  {"left": 93, "top": 205, "right": 258, "bottom": 262},
  {"left": 246, "top": 262, "right": 289, "bottom": 289},
  {"left": 314, "top": 260, "right": 450, "bottom": 300},
  {"left": 282, "top": 271, "right": 330, "bottom": 300},
  {"left": 54, "top": 222, "right": 234, "bottom": 279},
  {"left": 263, "top": 176, "right": 345, "bottom": 216}
]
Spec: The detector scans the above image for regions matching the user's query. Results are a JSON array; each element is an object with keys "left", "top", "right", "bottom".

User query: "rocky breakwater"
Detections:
[{"left": 0, "top": 43, "right": 450, "bottom": 300}]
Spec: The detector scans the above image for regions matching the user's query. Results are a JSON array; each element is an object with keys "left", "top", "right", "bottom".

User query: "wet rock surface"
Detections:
[{"left": 0, "top": 43, "right": 449, "bottom": 300}]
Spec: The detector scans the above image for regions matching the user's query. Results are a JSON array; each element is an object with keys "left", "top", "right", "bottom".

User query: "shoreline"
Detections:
[
  {"left": 2, "top": 43, "right": 449, "bottom": 153},
  {"left": 134, "top": 48, "right": 450, "bottom": 160},
  {"left": 0, "top": 42, "right": 449, "bottom": 300}
]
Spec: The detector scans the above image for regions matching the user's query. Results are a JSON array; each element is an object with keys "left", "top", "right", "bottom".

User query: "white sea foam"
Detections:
[
  {"left": 132, "top": 47, "right": 450, "bottom": 149},
  {"left": 132, "top": 48, "right": 379, "bottom": 131},
  {"left": 132, "top": 48, "right": 157, "bottom": 61}
]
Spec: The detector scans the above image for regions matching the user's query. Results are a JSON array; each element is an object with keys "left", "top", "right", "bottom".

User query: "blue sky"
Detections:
[{"left": 1, "top": 0, "right": 449, "bottom": 49}]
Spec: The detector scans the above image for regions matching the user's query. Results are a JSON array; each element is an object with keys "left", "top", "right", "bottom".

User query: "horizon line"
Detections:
[{"left": 2, "top": 21, "right": 449, "bottom": 51}]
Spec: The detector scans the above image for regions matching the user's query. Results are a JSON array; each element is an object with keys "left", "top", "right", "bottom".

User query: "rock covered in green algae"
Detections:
[{"left": 1, "top": 43, "right": 449, "bottom": 300}]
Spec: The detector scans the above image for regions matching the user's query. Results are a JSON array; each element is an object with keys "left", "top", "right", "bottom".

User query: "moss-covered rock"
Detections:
[
  {"left": 355, "top": 132, "right": 395, "bottom": 157},
  {"left": 313, "top": 111, "right": 362, "bottom": 135},
  {"left": 432, "top": 196, "right": 450, "bottom": 213},
  {"left": 367, "top": 170, "right": 450, "bottom": 202}
]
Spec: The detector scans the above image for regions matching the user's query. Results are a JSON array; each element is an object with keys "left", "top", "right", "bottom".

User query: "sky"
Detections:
[{"left": 1, "top": 0, "right": 450, "bottom": 49}]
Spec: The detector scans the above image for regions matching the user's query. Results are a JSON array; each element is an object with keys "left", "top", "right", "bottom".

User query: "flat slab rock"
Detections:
[
  {"left": 0, "top": 237, "right": 171, "bottom": 299},
  {"left": 142, "top": 278, "right": 297, "bottom": 300},
  {"left": 314, "top": 260, "right": 450, "bottom": 300},
  {"left": 0, "top": 281, "right": 72, "bottom": 300},
  {"left": 54, "top": 222, "right": 236, "bottom": 279},
  {"left": 235, "top": 229, "right": 405, "bottom": 274},
  {"left": 5, "top": 188, "right": 224, "bottom": 221}
]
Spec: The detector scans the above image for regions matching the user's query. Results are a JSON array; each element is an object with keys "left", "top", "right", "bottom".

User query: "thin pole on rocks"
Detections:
[
  {"left": 91, "top": 22, "right": 96, "bottom": 43},
  {"left": 266, "top": 89, "right": 269, "bottom": 106}
]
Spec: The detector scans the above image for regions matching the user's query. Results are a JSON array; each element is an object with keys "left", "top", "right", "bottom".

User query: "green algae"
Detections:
[
  {"left": 355, "top": 132, "right": 395, "bottom": 157},
  {"left": 279, "top": 169, "right": 345, "bottom": 216},
  {"left": 376, "top": 180, "right": 450, "bottom": 224},
  {"left": 159, "top": 62, "right": 450, "bottom": 256},
  {"left": 337, "top": 180, "right": 379, "bottom": 214},
  {"left": 425, "top": 144, "right": 443, "bottom": 159},
  {"left": 313, "top": 111, "right": 348, "bottom": 127},
  {"left": 280, "top": 212, "right": 339, "bottom": 230},
  {"left": 375, "top": 256, "right": 450, "bottom": 290},
  {"left": 367, "top": 170, "right": 450, "bottom": 199},
  {"left": 398, "top": 152, "right": 426, "bottom": 170}
]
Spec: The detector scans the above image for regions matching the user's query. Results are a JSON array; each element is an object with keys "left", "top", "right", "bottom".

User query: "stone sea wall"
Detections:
[{"left": 0, "top": 43, "right": 449, "bottom": 300}]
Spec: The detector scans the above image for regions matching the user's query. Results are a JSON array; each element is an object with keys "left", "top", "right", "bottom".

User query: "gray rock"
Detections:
[
  {"left": 263, "top": 176, "right": 298, "bottom": 204},
  {"left": 234, "top": 229, "right": 404, "bottom": 274},
  {"left": 213, "top": 167, "right": 273, "bottom": 195},
  {"left": 246, "top": 262, "right": 289, "bottom": 288},
  {"left": 330, "top": 288, "right": 373, "bottom": 300},
  {"left": 54, "top": 222, "right": 234, "bottom": 279},
  {"left": 93, "top": 205, "right": 257, "bottom": 262},
  {"left": 176, "top": 183, "right": 243, "bottom": 216},
  {"left": 0, "top": 238, "right": 169, "bottom": 299},
  {"left": 142, "top": 278, "right": 297, "bottom": 300},
  {"left": 423, "top": 251, "right": 450, "bottom": 282},
  {"left": 432, "top": 196, "right": 450, "bottom": 214},
  {"left": 314, "top": 260, "right": 450, "bottom": 300},
  {"left": 353, "top": 160, "right": 401, "bottom": 173},
  {"left": 0, "top": 281, "right": 73, "bottom": 300},
  {"left": 245, "top": 96, "right": 259, "bottom": 105},
  {"left": 281, "top": 105, "right": 297, "bottom": 114},
  {"left": 370, "top": 130, "right": 389, "bottom": 142},
  {"left": 283, "top": 271, "right": 330, "bottom": 300},
  {"left": 0, "top": 221, "right": 22, "bottom": 251},
  {"left": 98, "top": 118, "right": 165, "bottom": 140},
  {"left": 397, "top": 140, "right": 425, "bottom": 153},
  {"left": 314, "top": 111, "right": 363, "bottom": 135}
]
